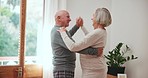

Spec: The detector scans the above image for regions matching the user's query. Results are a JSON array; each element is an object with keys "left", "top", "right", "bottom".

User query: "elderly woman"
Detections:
[{"left": 58, "top": 8, "right": 112, "bottom": 78}]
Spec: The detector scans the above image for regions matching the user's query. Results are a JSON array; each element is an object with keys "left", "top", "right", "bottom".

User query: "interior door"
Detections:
[{"left": 0, "top": 0, "right": 26, "bottom": 78}]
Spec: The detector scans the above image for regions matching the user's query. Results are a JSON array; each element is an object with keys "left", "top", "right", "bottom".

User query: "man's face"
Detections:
[{"left": 60, "top": 12, "right": 71, "bottom": 27}]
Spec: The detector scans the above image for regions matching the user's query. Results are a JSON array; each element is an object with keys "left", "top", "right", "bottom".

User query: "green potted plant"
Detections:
[{"left": 104, "top": 42, "right": 138, "bottom": 76}]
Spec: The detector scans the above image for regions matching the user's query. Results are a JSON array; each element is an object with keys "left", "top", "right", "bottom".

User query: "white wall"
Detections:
[
  {"left": 67, "top": 0, "right": 148, "bottom": 78},
  {"left": 111, "top": 0, "right": 148, "bottom": 78}
]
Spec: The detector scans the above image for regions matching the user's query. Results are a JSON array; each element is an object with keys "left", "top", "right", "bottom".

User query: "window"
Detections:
[
  {"left": 25, "top": 0, "right": 43, "bottom": 64},
  {"left": 0, "top": 0, "right": 20, "bottom": 66},
  {"left": 0, "top": 0, "right": 44, "bottom": 66}
]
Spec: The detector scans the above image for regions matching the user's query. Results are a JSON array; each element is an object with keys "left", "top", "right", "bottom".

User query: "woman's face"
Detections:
[{"left": 91, "top": 14, "right": 97, "bottom": 29}]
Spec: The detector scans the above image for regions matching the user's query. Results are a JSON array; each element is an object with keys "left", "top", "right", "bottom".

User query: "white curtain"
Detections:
[{"left": 37, "top": 0, "right": 67, "bottom": 78}]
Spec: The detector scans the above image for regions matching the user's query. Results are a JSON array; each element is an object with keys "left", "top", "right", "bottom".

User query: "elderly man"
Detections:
[{"left": 50, "top": 10, "right": 102, "bottom": 78}]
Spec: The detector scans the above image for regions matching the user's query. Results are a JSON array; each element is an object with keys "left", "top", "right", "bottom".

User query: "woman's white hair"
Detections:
[{"left": 95, "top": 8, "right": 112, "bottom": 27}]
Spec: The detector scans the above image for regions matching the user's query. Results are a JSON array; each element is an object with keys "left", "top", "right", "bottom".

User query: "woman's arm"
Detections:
[
  {"left": 60, "top": 30, "right": 99, "bottom": 52},
  {"left": 81, "top": 26, "right": 89, "bottom": 35}
]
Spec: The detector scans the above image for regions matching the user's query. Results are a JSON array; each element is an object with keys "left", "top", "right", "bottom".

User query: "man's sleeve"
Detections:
[{"left": 77, "top": 47, "right": 98, "bottom": 55}]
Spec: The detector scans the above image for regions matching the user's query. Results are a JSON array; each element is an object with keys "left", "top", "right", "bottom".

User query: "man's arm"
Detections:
[
  {"left": 78, "top": 47, "right": 103, "bottom": 56},
  {"left": 69, "top": 25, "right": 79, "bottom": 36},
  {"left": 78, "top": 47, "right": 98, "bottom": 55}
]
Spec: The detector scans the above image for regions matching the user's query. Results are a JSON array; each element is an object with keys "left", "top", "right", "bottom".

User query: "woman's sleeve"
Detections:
[
  {"left": 81, "top": 26, "right": 89, "bottom": 35},
  {"left": 60, "top": 30, "right": 99, "bottom": 52}
]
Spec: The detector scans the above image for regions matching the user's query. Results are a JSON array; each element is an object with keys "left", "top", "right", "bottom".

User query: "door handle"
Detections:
[{"left": 15, "top": 67, "right": 22, "bottom": 77}]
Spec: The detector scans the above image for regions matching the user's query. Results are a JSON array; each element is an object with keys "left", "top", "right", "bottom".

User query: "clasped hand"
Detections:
[{"left": 76, "top": 17, "right": 83, "bottom": 27}]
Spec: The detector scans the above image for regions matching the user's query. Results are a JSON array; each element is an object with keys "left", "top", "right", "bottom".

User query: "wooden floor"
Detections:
[{"left": 107, "top": 74, "right": 117, "bottom": 78}]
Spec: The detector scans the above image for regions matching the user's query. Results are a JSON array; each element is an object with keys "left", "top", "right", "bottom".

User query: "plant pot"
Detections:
[{"left": 107, "top": 66, "right": 125, "bottom": 76}]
